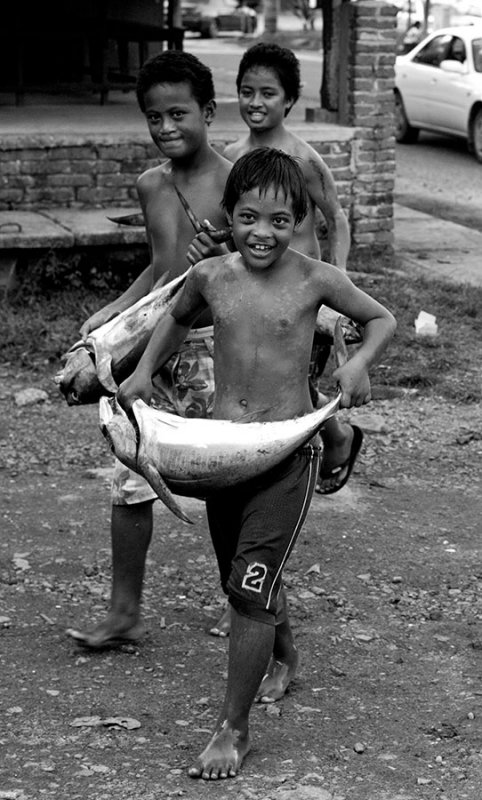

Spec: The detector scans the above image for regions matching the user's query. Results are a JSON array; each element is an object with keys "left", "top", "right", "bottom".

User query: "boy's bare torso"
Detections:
[
  {"left": 138, "top": 155, "right": 232, "bottom": 327},
  {"left": 175, "top": 249, "right": 324, "bottom": 423},
  {"left": 225, "top": 130, "right": 323, "bottom": 260}
]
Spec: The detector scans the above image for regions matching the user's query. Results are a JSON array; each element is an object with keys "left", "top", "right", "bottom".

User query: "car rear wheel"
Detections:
[
  {"left": 394, "top": 91, "right": 419, "bottom": 144},
  {"left": 201, "top": 19, "right": 218, "bottom": 38},
  {"left": 469, "top": 107, "right": 482, "bottom": 163}
]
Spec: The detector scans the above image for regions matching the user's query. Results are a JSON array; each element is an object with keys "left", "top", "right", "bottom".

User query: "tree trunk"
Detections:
[
  {"left": 264, "top": 0, "right": 279, "bottom": 35},
  {"left": 422, "top": 0, "right": 430, "bottom": 36}
]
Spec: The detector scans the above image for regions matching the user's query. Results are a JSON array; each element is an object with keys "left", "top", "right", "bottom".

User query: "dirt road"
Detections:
[{"left": 1, "top": 360, "right": 481, "bottom": 800}]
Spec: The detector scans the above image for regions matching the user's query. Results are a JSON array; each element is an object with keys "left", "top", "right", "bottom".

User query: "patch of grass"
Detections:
[
  {"left": 351, "top": 257, "right": 482, "bottom": 403},
  {"left": 1, "top": 249, "right": 145, "bottom": 368}
]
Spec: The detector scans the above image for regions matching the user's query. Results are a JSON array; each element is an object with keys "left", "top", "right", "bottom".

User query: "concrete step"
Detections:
[
  {"left": 0, "top": 207, "right": 145, "bottom": 249},
  {"left": 0, "top": 207, "right": 146, "bottom": 297}
]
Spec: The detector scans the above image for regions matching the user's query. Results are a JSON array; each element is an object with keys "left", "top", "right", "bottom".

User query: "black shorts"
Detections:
[{"left": 206, "top": 444, "right": 321, "bottom": 626}]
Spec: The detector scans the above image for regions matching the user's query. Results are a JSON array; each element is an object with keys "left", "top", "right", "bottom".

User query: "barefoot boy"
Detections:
[
  {"left": 118, "top": 147, "right": 396, "bottom": 779},
  {"left": 67, "top": 51, "right": 232, "bottom": 649},
  {"left": 190, "top": 43, "right": 361, "bottom": 640}
]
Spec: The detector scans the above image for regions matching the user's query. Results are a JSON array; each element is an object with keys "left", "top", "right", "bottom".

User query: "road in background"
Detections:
[
  {"left": 186, "top": 36, "right": 323, "bottom": 112},
  {"left": 395, "top": 131, "right": 482, "bottom": 232}
]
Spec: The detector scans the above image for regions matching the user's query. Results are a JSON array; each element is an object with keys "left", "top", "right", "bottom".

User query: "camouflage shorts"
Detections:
[{"left": 111, "top": 326, "right": 215, "bottom": 505}]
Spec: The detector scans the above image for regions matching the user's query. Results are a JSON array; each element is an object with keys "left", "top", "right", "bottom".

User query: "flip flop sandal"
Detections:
[
  {"left": 316, "top": 424, "right": 363, "bottom": 495},
  {"left": 65, "top": 627, "right": 144, "bottom": 650}
]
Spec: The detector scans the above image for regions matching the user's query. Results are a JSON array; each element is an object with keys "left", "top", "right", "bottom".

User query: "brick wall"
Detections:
[
  {"left": 0, "top": 1, "right": 397, "bottom": 254},
  {"left": 343, "top": 0, "right": 398, "bottom": 251},
  {"left": 0, "top": 137, "right": 159, "bottom": 209},
  {"left": 0, "top": 129, "right": 355, "bottom": 221}
]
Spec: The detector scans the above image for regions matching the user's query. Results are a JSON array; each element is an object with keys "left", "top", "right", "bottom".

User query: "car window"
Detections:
[
  {"left": 472, "top": 39, "right": 482, "bottom": 73},
  {"left": 446, "top": 37, "right": 466, "bottom": 64},
  {"left": 413, "top": 34, "right": 452, "bottom": 67}
]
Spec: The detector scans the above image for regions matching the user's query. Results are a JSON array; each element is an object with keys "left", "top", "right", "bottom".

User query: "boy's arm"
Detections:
[
  {"left": 116, "top": 312, "right": 191, "bottom": 411},
  {"left": 117, "top": 269, "right": 208, "bottom": 411},
  {"left": 81, "top": 177, "right": 159, "bottom": 338},
  {"left": 305, "top": 155, "right": 351, "bottom": 271},
  {"left": 320, "top": 268, "right": 396, "bottom": 407}
]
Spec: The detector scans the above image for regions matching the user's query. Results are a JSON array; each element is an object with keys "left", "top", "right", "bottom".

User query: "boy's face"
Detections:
[
  {"left": 143, "top": 82, "right": 215, "bottom": 159},
  {"left": 229, "top": 186, "right": 296, "bottom": 271},
  {"left": 238, "top": 67, "right": 293, "bottom": 132}
]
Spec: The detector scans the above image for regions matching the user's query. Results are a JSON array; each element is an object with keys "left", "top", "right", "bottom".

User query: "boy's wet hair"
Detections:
[
  {"left": 236, "top": 43, "right": 301, "bottom": 114},
  {"left": 136, "top": 50, "right": 215, "bottom": 112},
  {"left": 222, "top": 147, "right": 308, "bottom": 226}
]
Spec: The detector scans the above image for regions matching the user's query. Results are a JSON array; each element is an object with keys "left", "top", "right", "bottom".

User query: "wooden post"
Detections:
[{"left": 320, "top": 0, "right": 351, "bottom": 117}]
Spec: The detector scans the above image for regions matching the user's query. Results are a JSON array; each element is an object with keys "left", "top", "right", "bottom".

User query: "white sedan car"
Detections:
[{"left": 394, "top": 25, "right": 482, "bottom": 162}]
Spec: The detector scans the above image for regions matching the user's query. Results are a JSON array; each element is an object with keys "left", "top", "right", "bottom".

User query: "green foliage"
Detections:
[
  {"left": 1, "top": 248, "right": 147, "bottom": 367},
  {"left": 14, "top": 248, "right": 145, "bottom": 300},
  {"left": 352, "top": 264, "right": 482, "bottom": 404}
]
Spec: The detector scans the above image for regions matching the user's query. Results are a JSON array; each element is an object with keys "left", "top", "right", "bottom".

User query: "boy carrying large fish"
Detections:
[
  {"left": 117, "top": 147, "right": 396, "bottom": 780},
  {"left": 66, "top": 50, "right": 233, "bottom": 649}
]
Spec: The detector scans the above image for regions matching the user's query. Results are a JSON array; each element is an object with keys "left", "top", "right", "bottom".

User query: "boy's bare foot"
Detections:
[
  {"left": 256, "top": 652, "right": 299, "bottom": 703},
  {"left": 188, "top": 723, "right": 250, "bottom": 780},
  {"left": 65, "top": 617, "right": 145, "bottom": 650},
  {"left": 209, "top": 605, "right": 231, "bottom": 637}
]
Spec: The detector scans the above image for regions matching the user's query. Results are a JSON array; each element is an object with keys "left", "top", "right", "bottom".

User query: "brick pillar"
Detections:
[{"left": 342, "top": 0, "right": 398, "bottom": 251}]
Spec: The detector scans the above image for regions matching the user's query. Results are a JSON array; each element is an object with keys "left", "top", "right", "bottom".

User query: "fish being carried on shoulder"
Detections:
[{"left": 54, "top": 272, "right": 187, "bottom": 406}]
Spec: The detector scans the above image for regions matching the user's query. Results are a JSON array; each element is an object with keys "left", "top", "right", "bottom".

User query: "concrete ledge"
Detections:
[
  {"left": 0, "top": 207, "right": 147, "bottom": 298},
  {"left": 0, "top": 122, "right": 356, "bottom": 150},
  {"left": 0, "top": 208, "right": 146, "bottom": 249}
]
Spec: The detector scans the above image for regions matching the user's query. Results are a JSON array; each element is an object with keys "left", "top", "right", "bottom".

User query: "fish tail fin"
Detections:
[{"left": 139, "top": 461, "right": 193, "bottom": 525}]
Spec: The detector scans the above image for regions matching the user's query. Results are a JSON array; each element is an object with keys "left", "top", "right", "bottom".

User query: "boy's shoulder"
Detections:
[
  {"left": 292, "top": 249, "right": 343, "bottom": 282},
  {"left": 137, "top": 161, "right": 170, "bottom": 192},
  {"left": 210, "top": 149, "right": 233, "bottom": 178},
  {"left": 282, "top": 130, "right": 325, "bottom": 165},
  {"left": 223, "top": 135, "right": 251, "bottom": 163}
]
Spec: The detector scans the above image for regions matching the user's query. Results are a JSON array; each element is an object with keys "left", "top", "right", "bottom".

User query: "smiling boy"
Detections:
[
  {"left": 118, "top": 147, "right": 396, "bottom": 779},
  {"left": 67, "top": 51, "right": 232, "bottom": 650},
  {"left": 188, "top": 43, "right": 362, "bottom": 640},
  {"left": 200, "top": 44, "right": 360, "bottom": 499}
]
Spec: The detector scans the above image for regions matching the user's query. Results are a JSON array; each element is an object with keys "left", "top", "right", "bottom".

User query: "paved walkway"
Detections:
[{"left": 394, "top": 204, "right": 482, "bottom": 288}]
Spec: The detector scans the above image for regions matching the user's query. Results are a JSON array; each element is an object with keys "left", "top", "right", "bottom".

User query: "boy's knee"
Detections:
[
  {"left": 229, "top": 596, "right": 276, "bottom": 627},
  {"left": 226, "top": 564, "right": 278, "bottom": 626}
]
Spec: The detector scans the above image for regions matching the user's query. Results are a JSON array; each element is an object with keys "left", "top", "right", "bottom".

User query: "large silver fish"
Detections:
[
  {"left": 55, "top": 272, "right": 187, "bottom": 405},
  {"left": 54, "top": 340, "right": 104, "bottom": 406},
  {"left": 55, "top": 250, "right": 360, "bottom": 406},
  {"left": 99, "top": 393, "right": 341, "bottom": 525}
]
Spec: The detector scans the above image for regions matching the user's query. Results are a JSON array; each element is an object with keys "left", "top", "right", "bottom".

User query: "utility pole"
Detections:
[
  {"left": 264, "top": 0, "right": 280, "bottom": 34},
  {"left": 422, "top": 0, "right": 431, "bottom": 35}
]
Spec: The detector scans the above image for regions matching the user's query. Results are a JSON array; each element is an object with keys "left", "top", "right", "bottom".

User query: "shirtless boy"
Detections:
[
  {"left": 118, "top": 147, "right": 396, "bottom": 779},
  {"left": 67, "top": 50, "right": 232, "bottom": 649},
  {"left": 191, "top": 43, "right": 360, "bottom": 502}
]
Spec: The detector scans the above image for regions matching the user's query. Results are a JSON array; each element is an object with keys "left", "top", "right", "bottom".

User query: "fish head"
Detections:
[
  {"left": 98, "top": 396, "right": 139, "bottom": 470},
  {"left": 54, "top": 345, "right": 104, "bottom": 405}
]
